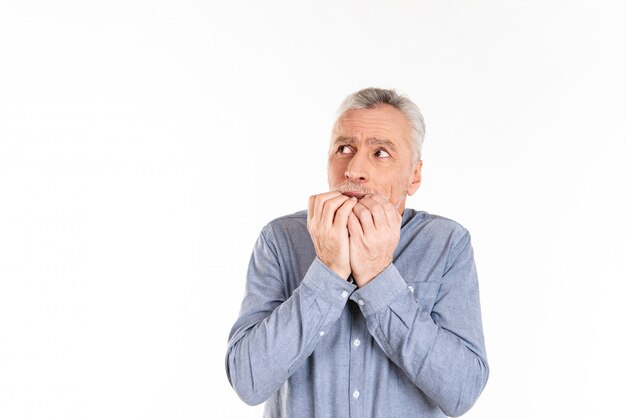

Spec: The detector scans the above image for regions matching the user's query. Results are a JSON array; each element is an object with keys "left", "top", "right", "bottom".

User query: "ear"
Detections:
[{"left": 406, "top": 160, "right": 423, "bottom": 196}]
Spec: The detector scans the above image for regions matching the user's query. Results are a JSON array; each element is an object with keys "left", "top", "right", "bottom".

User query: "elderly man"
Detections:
[{"left": 225, "top": 88, "right": 489, "bottom": 417}]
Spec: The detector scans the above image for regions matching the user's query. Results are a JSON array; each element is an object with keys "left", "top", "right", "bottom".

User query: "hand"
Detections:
[
  {"left": 307, "top": 191, "right": 358, "bottom": 279},
  {"left": 347, "top": 194, "right": 402, "bottom": 287}
]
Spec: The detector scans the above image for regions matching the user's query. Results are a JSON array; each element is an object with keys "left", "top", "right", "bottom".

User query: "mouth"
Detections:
[{"left": 341, "top": 191, "right": 367, "bottom": 199}]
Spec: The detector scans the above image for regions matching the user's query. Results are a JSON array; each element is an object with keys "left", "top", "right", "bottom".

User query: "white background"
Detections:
[{"left": 1, "top": 1, "right": 625, "bottom": 417}]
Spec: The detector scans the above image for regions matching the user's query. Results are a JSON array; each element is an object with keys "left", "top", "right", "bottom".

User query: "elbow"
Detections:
[
  {"left": 442, "top": 357, "right": 490, "bottom": 417},
  {"left": 225, "top": 350, "right": 271, "bottom": 406},
  {"left": 231, "top": 384, "right": 268, "bottom": 406},
  {"left": 229, "top": 371, "right": 270, "bottom": 407},
  {"left": 443, "top": 400, "right": 478, "bottom": 418}
]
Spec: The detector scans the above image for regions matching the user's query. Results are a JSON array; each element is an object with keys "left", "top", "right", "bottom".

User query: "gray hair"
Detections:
[{"left": 334, "top": 87, "right": 425, "bottom": 165}]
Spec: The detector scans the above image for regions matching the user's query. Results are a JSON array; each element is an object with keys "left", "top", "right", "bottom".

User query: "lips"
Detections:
[{"left": 341, "top": 191, "right": 366, "bottom": 199}]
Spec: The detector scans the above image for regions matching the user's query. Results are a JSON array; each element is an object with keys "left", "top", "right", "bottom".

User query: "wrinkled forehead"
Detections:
[{"left": 331, "top": 105, "right": 412, "bottom": 149}]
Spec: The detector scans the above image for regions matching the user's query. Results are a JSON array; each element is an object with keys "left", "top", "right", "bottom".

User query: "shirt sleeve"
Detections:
[
  {"left": 225, "top": 227, "right": 356, "bottom": 406},
  {"left": 351, "top": 230, "right": 489, "bottom": 417}
]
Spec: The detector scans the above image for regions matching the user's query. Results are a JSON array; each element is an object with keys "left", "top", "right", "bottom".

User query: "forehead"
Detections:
[{"left": 333, "top": 104, "right": 412, "bottom": 147}]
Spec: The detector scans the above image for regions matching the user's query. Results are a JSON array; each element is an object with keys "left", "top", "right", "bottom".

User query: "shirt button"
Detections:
[
  {"left": 319, "top": 331, "right": 325, "bottom": 336},
  {"left": 357, "top": 299, "right": 364, "bottom": 306},
  {"left": 408, "top": 285, "right": 414, "bottom": 293},
  {"left": 341, "top": 291, "right": 349, "bottom": 298},
  {"left": 352, "top": 390, "right": 360, "bottom": 399},
  {"left": 353, "top": 339, "right": 360, "bottom": 347}
]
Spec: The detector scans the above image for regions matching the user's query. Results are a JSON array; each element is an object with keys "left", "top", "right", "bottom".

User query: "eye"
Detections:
[
  {"left": 338, "top": 145, "right": 353, "bottom": 154},
  {"left": 374, "top": 149, "right": 390, "bottom": 158}
]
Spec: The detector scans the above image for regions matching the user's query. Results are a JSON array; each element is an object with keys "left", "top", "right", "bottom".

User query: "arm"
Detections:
[
  {"left": 225, "top": 228, "right": 355, "bottom": 405},
  {"left": 225, "top": 192, "right": 358, "bottom": 405},
  {"left": 353, "top": 230, "right": 489, "bottom": 417}
]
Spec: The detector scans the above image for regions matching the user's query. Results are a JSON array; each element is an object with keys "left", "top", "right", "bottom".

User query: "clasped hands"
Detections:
[{"left": 307, "top": 191, "right": 401, "bottom": 288}]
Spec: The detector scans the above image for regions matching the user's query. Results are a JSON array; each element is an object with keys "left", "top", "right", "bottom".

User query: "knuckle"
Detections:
[
  {"left": 336, "top": 204, "right": 349, "bottom": 214},
  {"left": 330, "top": 195, "right": 345, "bottom": 206}
]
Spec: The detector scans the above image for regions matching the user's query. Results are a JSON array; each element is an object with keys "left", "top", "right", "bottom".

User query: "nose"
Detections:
[{"left": 344, "top": 150, "right": 368, "bottom": 183}]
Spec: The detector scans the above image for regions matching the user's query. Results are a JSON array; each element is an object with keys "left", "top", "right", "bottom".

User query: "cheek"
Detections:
[
  {"left": 327, "top": 160, "right": 345, "bottom": 182},
  {"left": 388, "top": 175, "right": 409, "bottom": 200}
]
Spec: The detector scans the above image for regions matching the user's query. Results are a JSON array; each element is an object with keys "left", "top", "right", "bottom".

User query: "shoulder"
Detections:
[
  {"left": 260, "top": 210, "right": 309, "bottom": 241},
  {"left": 403, "top": 208, "right": 471, "bottom": 245}
]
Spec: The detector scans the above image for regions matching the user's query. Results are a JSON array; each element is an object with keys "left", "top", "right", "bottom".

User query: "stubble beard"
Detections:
[
  {"left": 331, "top": 181, "right": 406, "bottom": 211},
  {"left": 332, "top": 182, "right": 372, "bottom": 198}
]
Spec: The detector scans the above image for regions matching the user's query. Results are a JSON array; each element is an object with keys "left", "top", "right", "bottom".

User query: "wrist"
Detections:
[
  {"left": 353, "top": 262, "right": 392, "bottom": 287},
  {"left": 331, "top": 266, "right": 351, "bottom": 280},
  {"left": 320, "top": 259, "right": 351, "bottom": 280}
]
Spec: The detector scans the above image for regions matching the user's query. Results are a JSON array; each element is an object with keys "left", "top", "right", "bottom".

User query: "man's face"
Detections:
[{"left": 327, "top": 104, "right": 423, "bottom": 214}]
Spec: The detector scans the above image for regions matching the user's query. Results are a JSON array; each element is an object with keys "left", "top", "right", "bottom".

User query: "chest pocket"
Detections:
[{"left": 406, "top": 281, "right": 440, "bottom": 313}]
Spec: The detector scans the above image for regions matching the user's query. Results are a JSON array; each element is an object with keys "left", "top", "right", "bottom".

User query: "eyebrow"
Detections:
[{"left": 333, "top": 136, "right": 398, "bottom": 153}]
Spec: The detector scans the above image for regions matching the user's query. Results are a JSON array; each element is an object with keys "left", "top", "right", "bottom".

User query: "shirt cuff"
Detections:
[
  {"left": 301, "top": 257, "right": 357, "bottom": 307},
  {"left": 350, "top": 263, "right": 409, "bottom": 317}
]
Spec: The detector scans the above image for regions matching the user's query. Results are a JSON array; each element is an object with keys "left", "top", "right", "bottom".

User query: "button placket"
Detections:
[{"left": 348, "top": 300, "right": 366, "bottom": 415}]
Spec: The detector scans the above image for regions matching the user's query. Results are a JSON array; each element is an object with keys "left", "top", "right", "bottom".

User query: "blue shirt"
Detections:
[{"left": 226, "top": 208, "right": 489, "bottom": 417}]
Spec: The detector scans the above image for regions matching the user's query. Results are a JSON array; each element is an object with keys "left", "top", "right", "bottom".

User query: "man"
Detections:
[{"left": 225, "top": 88, "right": 489, "bottom": 417}]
